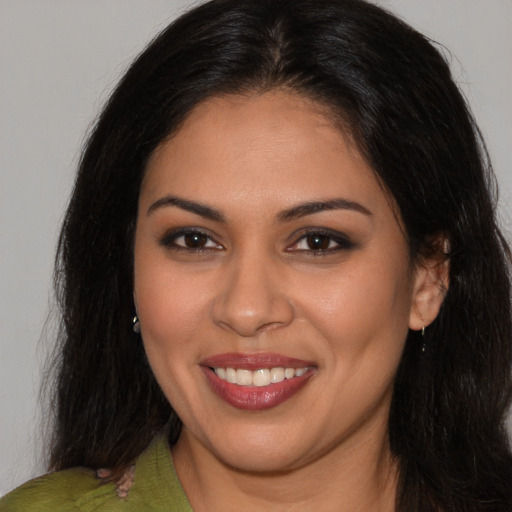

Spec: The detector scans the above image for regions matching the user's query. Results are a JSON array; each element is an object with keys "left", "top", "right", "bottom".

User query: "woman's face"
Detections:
[{"left": 134, "top": 91, "right": 429, "bottom": 473}]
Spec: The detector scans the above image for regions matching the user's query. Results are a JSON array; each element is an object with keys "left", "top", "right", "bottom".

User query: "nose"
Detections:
[{"left": 211, "top": 253, "right": 294, "bottom": 337}]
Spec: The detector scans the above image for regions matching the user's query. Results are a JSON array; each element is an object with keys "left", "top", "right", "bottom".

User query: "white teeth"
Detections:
[
  {"left": 213, "top": 366, "right": 309, "bottom": 386},
  {"left": 270, "top": 367, "right": 285, "bottom": 383},
  {"left": 225, "top": 368, "right": 237, "bottom": 383},
  {"left": 253, "top": 368, "right": 270, "bottom": 387},
  {"left": 236, "top": 369, "right": 253, "bottom": 386},
  {"left": 284, "top": 368, "right": 295, "bottom": 379}
]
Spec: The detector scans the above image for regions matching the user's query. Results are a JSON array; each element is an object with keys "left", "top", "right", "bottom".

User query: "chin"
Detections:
[
  {"left": 217, "top": 448, "right": 306, "bottom": 474},
  {"left": 203, "top": 428, "right": 318, "bottom": 474}
]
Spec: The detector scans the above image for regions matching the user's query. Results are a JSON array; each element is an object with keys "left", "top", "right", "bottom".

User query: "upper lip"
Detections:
[{"left": 201, "top": 352, "right": 315, "bottom": 371}]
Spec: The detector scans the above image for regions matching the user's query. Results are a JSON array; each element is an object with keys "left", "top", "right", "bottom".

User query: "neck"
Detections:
[{"left": 172, "top": 421, "right": 398, "bottom": 512}]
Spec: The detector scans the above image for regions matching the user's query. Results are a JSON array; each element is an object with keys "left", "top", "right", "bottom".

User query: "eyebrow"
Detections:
[
  {"left": 147, "top": 195, "right": 225, "bottom": 222},
  {"left": 147, "top": 195, "right": 372, "bottom": 222},
  {"left": 277, "top": 198, "right": 373, "bottom": 221}
]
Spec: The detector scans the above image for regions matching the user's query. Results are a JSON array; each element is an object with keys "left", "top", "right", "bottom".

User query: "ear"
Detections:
[{"left": 409, "top": 238, "right": 450, "bottom": 331}]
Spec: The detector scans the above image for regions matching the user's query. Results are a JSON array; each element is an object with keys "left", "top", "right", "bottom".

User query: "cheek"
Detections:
[
  {"left": 139, "top": 283, "right": 206, "bottom": 344},
  {"left": 133, "top": 247, "right": 210, "bottom": 360},
  {"left": 300, "top": 261, "right": 412, "bottom": 421},
  {"left": 296, "top": 255, "right": 413, "bottom": 357},
  {"left": 133, "top": 255, "right": 210, "bottom": 413}
]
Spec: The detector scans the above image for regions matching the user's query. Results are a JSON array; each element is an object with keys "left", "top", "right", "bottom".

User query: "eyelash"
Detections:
[
  {"left": 159, "top": 228, "right": 223, "bottom": 252},
  {"left": 287, "top": 229, "right": 355, "bottom": 255},
  {"left": 159, "top": 228, "right": 354, "bottom": 255}
]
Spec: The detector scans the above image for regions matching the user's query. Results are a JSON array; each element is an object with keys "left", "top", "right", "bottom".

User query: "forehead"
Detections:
[{"left": 141, "top": 91, "right": 391, "bottom": 219}]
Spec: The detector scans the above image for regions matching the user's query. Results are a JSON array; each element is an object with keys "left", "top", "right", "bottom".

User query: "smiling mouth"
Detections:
[
  {"left": 212, "top": 366, "right": 310, "bottom": 387},
  {"left": 200, "top": 353, "right": 315, "bottom": 410}
]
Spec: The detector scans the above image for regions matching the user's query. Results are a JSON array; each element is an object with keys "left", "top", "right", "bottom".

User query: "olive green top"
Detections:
[{"left": 0, "top": 434, "right": 193, "bottom": 512}]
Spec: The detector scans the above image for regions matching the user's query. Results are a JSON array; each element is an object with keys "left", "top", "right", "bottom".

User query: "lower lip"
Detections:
[{"left": 201, "top": 367, "right": 314, "bottom": 411}]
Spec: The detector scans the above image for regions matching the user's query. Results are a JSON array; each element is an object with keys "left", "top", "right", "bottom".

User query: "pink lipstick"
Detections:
[{"left": 201, "top": 353, "right": 315, "bottom": 411}]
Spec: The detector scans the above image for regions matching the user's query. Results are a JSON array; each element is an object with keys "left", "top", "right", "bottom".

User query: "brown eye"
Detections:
[
  {"left": 183, "top": 232, "right": 208, "bottom": 248},
  {"left": 306, "top": 234, "right": 331, "bottom": 251},
  {"left": 288, "top": 229, "right": 355, "bottom": 254},
  {"left": 160, "top": 229, "right": 223, "bottom": 251}
]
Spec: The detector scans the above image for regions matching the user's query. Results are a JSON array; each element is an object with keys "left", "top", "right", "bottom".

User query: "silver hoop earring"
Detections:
[{"left": 421, "top": 325, "right": 426, "bottom": 352}]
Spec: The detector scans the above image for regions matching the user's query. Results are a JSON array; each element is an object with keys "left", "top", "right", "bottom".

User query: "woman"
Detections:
[{"left": 1, "top": 0, "right": 511, "bottom": 510}]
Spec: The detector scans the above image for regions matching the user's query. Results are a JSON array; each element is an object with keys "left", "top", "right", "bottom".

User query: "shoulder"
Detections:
[
  {"left": 0, "top": 466, "right": 113, "bottom": 512},
  {"left": 0, "top": 434, "right": 192, "bottom": 512}
]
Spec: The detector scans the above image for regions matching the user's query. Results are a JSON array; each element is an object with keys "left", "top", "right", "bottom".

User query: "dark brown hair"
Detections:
[{"left": 50, "top": 1, "right": 512, "bottom": 510}]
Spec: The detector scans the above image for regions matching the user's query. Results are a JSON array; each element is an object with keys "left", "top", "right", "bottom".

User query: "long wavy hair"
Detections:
[{"left": 48, "top": 0, "right": 512, "bottom": 510}]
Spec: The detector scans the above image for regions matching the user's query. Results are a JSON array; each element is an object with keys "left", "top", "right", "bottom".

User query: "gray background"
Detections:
[{"left": 1, "top": 0, "right": 511, "bottom": 496}]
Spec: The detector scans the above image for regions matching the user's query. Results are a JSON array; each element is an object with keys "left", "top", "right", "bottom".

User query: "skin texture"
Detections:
[{"left": 133, "top": 91, "right": 447, "bottom": 511}]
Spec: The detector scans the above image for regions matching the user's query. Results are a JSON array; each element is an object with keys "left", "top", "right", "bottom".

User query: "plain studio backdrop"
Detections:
[{"left": 1, "top": 0, "right": 511, "bottom": 496}]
